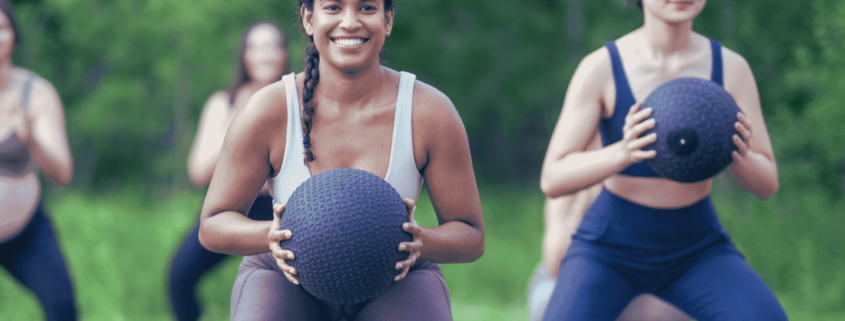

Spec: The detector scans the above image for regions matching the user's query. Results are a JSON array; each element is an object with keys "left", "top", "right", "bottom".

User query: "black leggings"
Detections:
[
  {"left": 0, "top": 203, "right": 77, "bottom": 321},
  {"left": 167, "top": 194, "right": 274, "bottom": 321}
]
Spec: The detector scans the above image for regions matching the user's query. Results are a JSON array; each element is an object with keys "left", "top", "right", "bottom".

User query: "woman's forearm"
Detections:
[
  {"left": 418, "top": 221, "right": 484, "bottom": 264},
  {"left": 541, "top": 143, "right": 628, "bottom": 198},
  {"left": 28, "top": 139, "right": 72, "bottom": 186},
  {"left": 729, "top": 151, "right": 778, "bottom": 199},
  {"left": 198, "top": 211, "right": 272, "bottom": 255}
]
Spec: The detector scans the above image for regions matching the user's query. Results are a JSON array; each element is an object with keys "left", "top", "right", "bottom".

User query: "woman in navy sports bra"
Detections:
[
  {"left": 0, "top": 1, "right": 76, "bottom": 320},
  {"left": 197, "top": 1, "right": 484, "bottom": 320},
  {"left": 167, "top": 22, "right": 290, "bottom": 321},
  {"left": 540, "top": 0, "right": 786, "bottom": 320}
]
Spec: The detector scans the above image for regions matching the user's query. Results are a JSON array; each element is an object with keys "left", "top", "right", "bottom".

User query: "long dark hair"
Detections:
[
  {"left": 0, "top": 0, "right": 20, "bottom": 48},
  {"left": 297, "top": 0, "right": 395, "bottom": 163},
  {"left": 226, "top": 22, "right": 291, "bottom": 105}
]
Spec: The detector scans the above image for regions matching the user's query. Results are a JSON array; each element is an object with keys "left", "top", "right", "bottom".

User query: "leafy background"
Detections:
[{"left": 1, "top": 0, "right": 845, "bottom": 320}]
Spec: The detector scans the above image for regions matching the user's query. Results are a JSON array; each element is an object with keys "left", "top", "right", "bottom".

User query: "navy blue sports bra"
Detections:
[{"left": 600, "top": 39, "right": 724, "bottom": 177}]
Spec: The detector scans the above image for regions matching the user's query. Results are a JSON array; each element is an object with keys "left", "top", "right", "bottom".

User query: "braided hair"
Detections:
[{"left": 298, "top": 0, "right": 395, "bottom": 163}]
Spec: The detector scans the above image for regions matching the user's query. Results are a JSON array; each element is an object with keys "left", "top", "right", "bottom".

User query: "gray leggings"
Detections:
[{"left": 231, "top": 252, "right": 453, "bottom": 321}]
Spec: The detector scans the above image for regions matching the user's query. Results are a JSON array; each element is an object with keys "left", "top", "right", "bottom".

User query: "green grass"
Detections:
[{"left": 1, "top": 182, "right": 844, "bottom": 320}]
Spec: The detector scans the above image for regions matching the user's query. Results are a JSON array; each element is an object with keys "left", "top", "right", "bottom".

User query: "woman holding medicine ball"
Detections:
[
  {"left": 198, "top": 1, "right": 484, "bottom": 320},
  {"left": 539, "top": 0, "right": 785, "bottom": 320}
]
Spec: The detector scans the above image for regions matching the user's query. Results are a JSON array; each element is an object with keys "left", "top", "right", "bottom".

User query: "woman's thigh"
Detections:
[
  {"left": 231, "top": 260, "right": 329, "bottom": 321},
  {"left": 658, "top": 252, "right": 786, "bottom": 321},
  {"left": 354, "top": 267, "right": 452, "bottom": 321}
]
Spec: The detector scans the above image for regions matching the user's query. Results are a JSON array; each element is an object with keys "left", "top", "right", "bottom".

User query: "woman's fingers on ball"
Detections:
[
  {"left": 276, "top": 258, "right": 297, "bottom": 275},
  {"left": 631, "top": 119, "right": 656, "bottom": 135},
  {"left": 632, "top": 150, "right": 657, "bottom": 161},
  {"left": 268, "top": 229, "right": 292, "bottom": 242},
  {"left": 271, "top": 246, "right": 294, "bottom": 260},
  {"left": 403, "top": 198, "right": 416, "bottom": 221},
  {"left": 402, "top": 222, "right": 422, "bottom": 235},
  {"left": 631, "top": 107, "right": 653, "bottom": 124},
  {"left": 627, "top": 102, "right": 643, "bottom": 117},
  {"left": 403, "top": 198, "right": 416, "bottom": 209},
  {"left": 735, "top": 121, "right": 752, "bottom": 142},
  {"left": 733, "top": 134, "right": 748, "bottom": 154},
  {"left": 283, "top": 271, "right": 299, "bottom": 285},
  {"left": 399, "top": 252, "right": 418, "bottom": 268},
  {"left": 629, "top": 133, "right": 657, "bottom": 151},
  {"left": 399, "top": 240, "right": 421, "bottom": 252},
  {"left": 394, "top": 265, "right": 411, "bottom": 281},
  {"left": 273, "top": 203, "right": 285, "bottom": 215},
  {"left": 737, "top": 112, "right": 751, "bottom": 127}
]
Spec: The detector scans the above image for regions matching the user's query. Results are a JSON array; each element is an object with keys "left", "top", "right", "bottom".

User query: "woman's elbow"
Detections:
[
  {"left": 540, "top": 172, "right": 558, "bottom": 198},
  {"left": 187, "top": 164, "right": 211, "bottom": 187},
  {"left": 474, "top": 235, "right": 485, "bottom": 261},
  {"left": 56, "top": 166, "right": 73, "bottom": 186},
  {"left": 465, "top": 235, "right": 485, "bottom": 263},
  {"left": 197, "top": 221, "right": 221, "bottom": 253},
  {"left": 540, "top": 176, "right": 571, "bottom": 199},
  {"left": 758, "top": 179, "right": 778, "bottom": 200}
]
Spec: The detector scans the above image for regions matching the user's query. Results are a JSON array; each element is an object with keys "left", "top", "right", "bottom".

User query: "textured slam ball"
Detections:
[
  {"left": 641, "top": 78, "right": 741, "bottom": 183},
  {"left": 279, "top": 168, "right": 411, "bottom": 304}
]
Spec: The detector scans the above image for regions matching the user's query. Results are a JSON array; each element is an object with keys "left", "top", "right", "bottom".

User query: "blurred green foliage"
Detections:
[
  {"left": 1, "top": 187, "right": 844, "bottom": 320},
  {"left": 3, "top": 0, "right": 845, "bottom": 319},
  {"left": 8, "top": 0, "right": 845, "bottom": 190}
]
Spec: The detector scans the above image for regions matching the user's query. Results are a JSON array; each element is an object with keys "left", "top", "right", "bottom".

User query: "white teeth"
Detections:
[{"left": 334, "top": 38, "right": 364, "bottom": 46}]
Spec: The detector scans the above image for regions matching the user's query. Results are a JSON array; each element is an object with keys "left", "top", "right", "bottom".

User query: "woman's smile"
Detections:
[{"left": 331, "top": 37, "right": 369, "bottom": 47}]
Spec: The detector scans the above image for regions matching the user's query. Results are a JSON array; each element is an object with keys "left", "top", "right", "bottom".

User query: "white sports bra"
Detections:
[{"left": 267, "top": 72, "right": 424, "bottom": 206}]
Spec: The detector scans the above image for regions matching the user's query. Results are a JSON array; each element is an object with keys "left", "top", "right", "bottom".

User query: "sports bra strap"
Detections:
[
  {"left": 604, "top": 41, "right": 635, "bottom": 102},
  {"left": 709, "top": 39, "right": 723, "bottom": 87},
  {"left": 19, "top": 71, "right": 35, "bottom": 110}
]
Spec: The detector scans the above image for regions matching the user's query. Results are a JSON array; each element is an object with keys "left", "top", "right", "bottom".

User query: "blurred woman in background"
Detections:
[
  {"left": 0, "top": 1, "right": 76, "bottom": 320},
  {"left": 167, "top": 21, "right": 290, "bottom": 321}
]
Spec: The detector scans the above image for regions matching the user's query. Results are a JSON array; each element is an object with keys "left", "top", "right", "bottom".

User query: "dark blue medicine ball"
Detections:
[
  {"left": 641, "top": 78, "right": 740, "bottom": 183},
  {"left": 279, "top": 168, "right": 411, "bottom": 304}
]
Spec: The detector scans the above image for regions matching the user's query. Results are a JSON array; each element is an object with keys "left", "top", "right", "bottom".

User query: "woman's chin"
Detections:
[{"left": 327, "top": 56, "right": 380, "bottom": 75}]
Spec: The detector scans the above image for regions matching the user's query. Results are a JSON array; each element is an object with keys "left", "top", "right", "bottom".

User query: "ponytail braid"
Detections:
[{"left": 301, "top": 43, "right": 320, "bottom": 163}]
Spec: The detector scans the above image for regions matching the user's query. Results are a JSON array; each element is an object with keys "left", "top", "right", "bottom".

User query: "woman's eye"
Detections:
[
  {"left": 325, "top": 5, "right": 341, "bottom": 11},
  {"left": 360, "top": 5, "right": 377, "bottom": 12}
]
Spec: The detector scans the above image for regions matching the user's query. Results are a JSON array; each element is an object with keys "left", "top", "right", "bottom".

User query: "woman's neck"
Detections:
[
  {"left": 640, "top": 12, "right": 695, "bottom": 58},
  {"left": 316, "top": 57, "right": 386, "bottom": 109}
]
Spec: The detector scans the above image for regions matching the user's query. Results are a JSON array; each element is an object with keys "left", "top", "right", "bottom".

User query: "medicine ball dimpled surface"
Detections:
[
  {"left": 279, "top": 168, "right": 411, "bottom": 304},
  {"left": 641, "top": 78, "right": 741, "bottom": 183}
]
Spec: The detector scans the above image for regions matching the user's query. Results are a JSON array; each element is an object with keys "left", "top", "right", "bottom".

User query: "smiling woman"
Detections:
[{"left": 196, "top": 1, "right": 484, "bottom": 320}]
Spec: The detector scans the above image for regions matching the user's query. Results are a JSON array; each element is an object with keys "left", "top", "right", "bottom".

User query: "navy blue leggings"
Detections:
[
  {"left": 543, "top": 188, "right": 787, "bottom": 321},
  {"left": 0, "top": 203, "right": 77, "bottom": 321},
  {"left": 168, "top": 194, "right": 274, "bottom": 321}
]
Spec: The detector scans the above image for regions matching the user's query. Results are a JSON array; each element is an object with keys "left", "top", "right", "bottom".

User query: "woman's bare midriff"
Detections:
[
  {"left": 0, "top": 171, "right": 40, "bottom": 242},
  {"left": 604, "top": 174, "right": 712, "bottom": 209}
]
